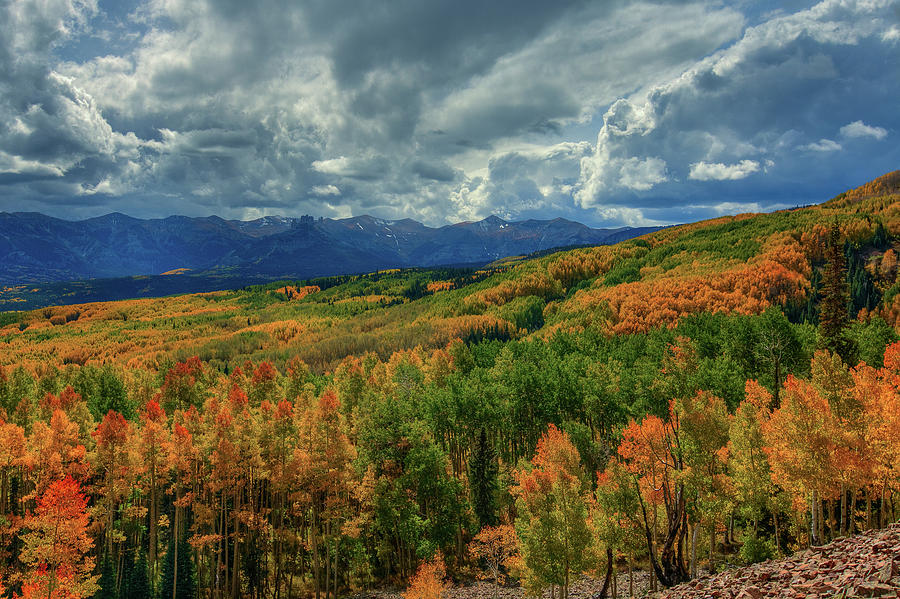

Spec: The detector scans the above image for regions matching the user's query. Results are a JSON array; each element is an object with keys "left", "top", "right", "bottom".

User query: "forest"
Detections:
[{"left": 0, "top": 173, "right": 899, "bottom": 599}]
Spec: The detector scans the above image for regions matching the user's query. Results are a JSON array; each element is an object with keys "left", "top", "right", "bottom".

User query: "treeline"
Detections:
[{"left": 240, "top": 265, "right": 504, "bottom": 306}]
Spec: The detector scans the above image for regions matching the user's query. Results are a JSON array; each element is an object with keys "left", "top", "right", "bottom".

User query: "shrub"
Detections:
[{"left": 739, "top": 535, "right": 774, "bottom": 564}]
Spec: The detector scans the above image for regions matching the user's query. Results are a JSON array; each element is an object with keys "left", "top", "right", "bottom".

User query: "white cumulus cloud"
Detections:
[
  {"left": 800, "top": 139, "right": 842, "bottom": 152},
  {"left": 311, "top": 185, "right": 341, "bottom": 197},
  {"left": 840, "top": 120, "right": 888, "bottom": 140},
  {"left": 619, "top": 157, "right": 667, "bottom": 190},
  {"left": 688, "top": 160, "right": 760, "bottom": 181}
]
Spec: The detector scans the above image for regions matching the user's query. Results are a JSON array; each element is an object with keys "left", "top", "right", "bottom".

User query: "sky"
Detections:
[{"left": 0, "top": 0, "right": 898, "bottom": 228}]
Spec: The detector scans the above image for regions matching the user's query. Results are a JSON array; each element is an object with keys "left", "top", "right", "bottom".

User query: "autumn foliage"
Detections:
[
  {"left": 0, "top": 171, "right": 897, "bottom": 598},
  {"left": 404, "top": 555, "right": 447, "bottom": 599},
  {"left": 19, "top": 476, "right": 97, "bottom": 598}
]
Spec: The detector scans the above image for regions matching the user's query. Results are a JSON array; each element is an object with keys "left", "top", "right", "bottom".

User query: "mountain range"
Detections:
[{"left": 0, "top": 212, "right": 660, "bottom": 285}]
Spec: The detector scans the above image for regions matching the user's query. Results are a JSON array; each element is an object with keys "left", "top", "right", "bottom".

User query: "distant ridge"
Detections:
[{"left": 0, "top": 212, "right": 661, "bottom": 285}]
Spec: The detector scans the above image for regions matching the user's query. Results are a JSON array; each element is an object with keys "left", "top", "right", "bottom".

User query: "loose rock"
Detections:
[{"left": 659, "top": 523, "right": 900, "bottom": 599}]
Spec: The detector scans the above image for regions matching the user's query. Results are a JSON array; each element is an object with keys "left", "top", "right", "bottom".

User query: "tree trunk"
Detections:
[
  {"left": 596, "top": 548, "right": 614, "bottom": 599},
  {"left": 709, "top": 525, "right": 715, "bottom": 574},
  {"left": 288, "top": 543, "right": 296, "bottom": 599},
  {"left": 116, "top": 549, "right": 124, "bottom": 595},
  {"left": 222, "top": 497, "right": 229, "bottom": 597},
  {"left": 651, "top": 510, "right": 658, "bottom": 593},
  {"left": 108, "top": 454, "right": 116, "bottom": 557},
  {"left": 273, "top": 493, "right": 282, "bottom": 599},
  {"left": 690, "top": 522, "right": 699, "bottom": 578},
  {"left": 334, "top": 538, "right": 339, "bottom": 599},
  {"left": 773, "top": 510, "right": 781, "bottom": 555},
  {"left": 866, "top": 488, "right": 872, "bottom": 531},
  {"left": 773, "top": 358, "right": 781, "bottom": 407},
  {"left": 638, "top": 485, "right": 687, "bottom": 587},
  {"left": 639, "top": 500, "right": 663, "bottom": 590},
  {"left": 232, "top": 490, "right": 240, "bottom": 599},
  {"left": 312, "top": 505, "right": 321, "bottom": 599},
  {"left": 817, "top": 494, "right": 825, "bottom": 544},
  {"left": 840, "top": 484, "right": 846, "bottom": 537},
  {"left": 628, "top": 558, "right": 633, "bottom": 598},
  {"left": 150, "top": 458, "right": 158, "bottom": 580},
  {"left": 324, "top": 521, "right": 331, "bottom": 599},
  {"left": 811, "top": 491, "right": 818, "bottom": 546},
  {"left": 172, "top": 492, "right": 180, "bottom": 599}
]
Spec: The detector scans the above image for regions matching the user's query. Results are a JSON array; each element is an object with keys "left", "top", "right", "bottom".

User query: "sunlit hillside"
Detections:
[{"left": 1, "top": 172, "right": 897, "bottom": 373}]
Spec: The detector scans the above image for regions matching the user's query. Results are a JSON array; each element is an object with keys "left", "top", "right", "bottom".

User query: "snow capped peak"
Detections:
[{"left": 477, "top": 215, "right": 507, "bottom": 230}]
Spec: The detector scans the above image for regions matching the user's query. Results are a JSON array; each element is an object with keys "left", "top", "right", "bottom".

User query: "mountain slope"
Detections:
[
  {"left": 0, "top": 170, "right": 896, "bottom": 370},
  {"left": 0, "top": 212, "right": 655, "bottom": 284}
]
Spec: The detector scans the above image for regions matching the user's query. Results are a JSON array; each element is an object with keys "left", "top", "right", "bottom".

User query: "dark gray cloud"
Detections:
[
  {"left": 0, "top": 0, "right": 897, "bottom": 226},
  {"left": 575, "top": 0, "right": 900, "bottom": 223}
]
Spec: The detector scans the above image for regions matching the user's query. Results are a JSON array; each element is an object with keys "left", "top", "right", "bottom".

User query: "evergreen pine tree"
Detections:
[
  {"left": 873, "top": 220, "right": 889, "bottom": 249},
  {"left": 468, "top": 428, "right": 499, "bottom": 528},
  {"left": 818, "top": 223, "right": 855, "bottom": 363},
  {"left": 160, "top": 535, "right": 196, "bottom": 599},
  {"left": 131, "top": 550, "right": 153, "bottom": 599},
  {"left": 847, "top": 249, "right": 880, "bottom": 317},
  {"left": 122, "top": 549, "right": 152, "bottom": 599},
  {"left": 96, "top": 555, "right": 118, "bottom": 599},
  {"left": 118, "top": 552, "right": 132, "bottom": 599}
]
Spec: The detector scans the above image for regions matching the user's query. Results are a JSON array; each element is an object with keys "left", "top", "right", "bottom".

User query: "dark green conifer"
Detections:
[
  {"left": 468, "top": 427, "right": 499, "bottom": 528},
  {"left": 160, "top": 535, "right": 196, "bottom": 599},
  {"left": 123, "top": 550, "right": 152, "bottom": 599},
  {"left": 95, "top": 555, "right": 118, "bottom": 599},
  {"left": 818, "top": 223, "right": 855, "bottom": 363}
]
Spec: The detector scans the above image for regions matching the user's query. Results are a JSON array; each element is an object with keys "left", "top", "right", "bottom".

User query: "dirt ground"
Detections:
[{"left": 350, "top": 570, "right": 655, "bottom": 599}]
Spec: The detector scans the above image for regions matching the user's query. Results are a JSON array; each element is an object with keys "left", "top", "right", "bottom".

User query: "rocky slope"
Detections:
[
  {"left": 661, "top": 524, "right": 900, "bottom": 599},
  {"left": 350, "top": 525, "right": 900, "bottom": 599}
]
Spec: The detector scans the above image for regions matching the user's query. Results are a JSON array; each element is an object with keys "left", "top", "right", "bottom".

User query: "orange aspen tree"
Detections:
[
  {"left": 404, "top": 555, "right": 447, "bottom": 599},
  {"left": 293, "top": 389, "right": 355, "bottom": 599},
  {"left": 469, "top": 525, "right": 518, "bottom": 596},
  {"left": 91, "top": 410, "right": 131, "bottom": 556},
  {"left": 618, "top": 404, "right": 689, "bottom": 586},
  {"left": 853, "top": 342, "right": 900, "bottom": 528},
  {"left": 729, "top": 382, "right": 779, "bottom": 545},
  {"left": 764, "top": 375, "right": 835, "bottom": 545},
  {"left": 513, "top": 425, "right": 593, "bottom": 599},
  {"left": 137, "top": 399, "right": 168, "bottom": 577},
  {"left": 811, "top": 351, "right": 868, "bottom": 536},
  {"left": 28, "top": 409, "right": 90, "bottom": 496},
  {"left": 19, "top": 476, "right": 98, "bottom": 598}
]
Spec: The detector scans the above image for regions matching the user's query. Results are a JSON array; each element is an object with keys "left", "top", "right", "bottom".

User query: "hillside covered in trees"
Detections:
[{"left": 0, "top": 171, "right": 899, "bottom": 598}]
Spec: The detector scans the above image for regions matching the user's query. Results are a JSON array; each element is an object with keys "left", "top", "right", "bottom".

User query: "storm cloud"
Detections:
[{"left": 0, "top": 0, "right": 897, "bottom": 226}]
